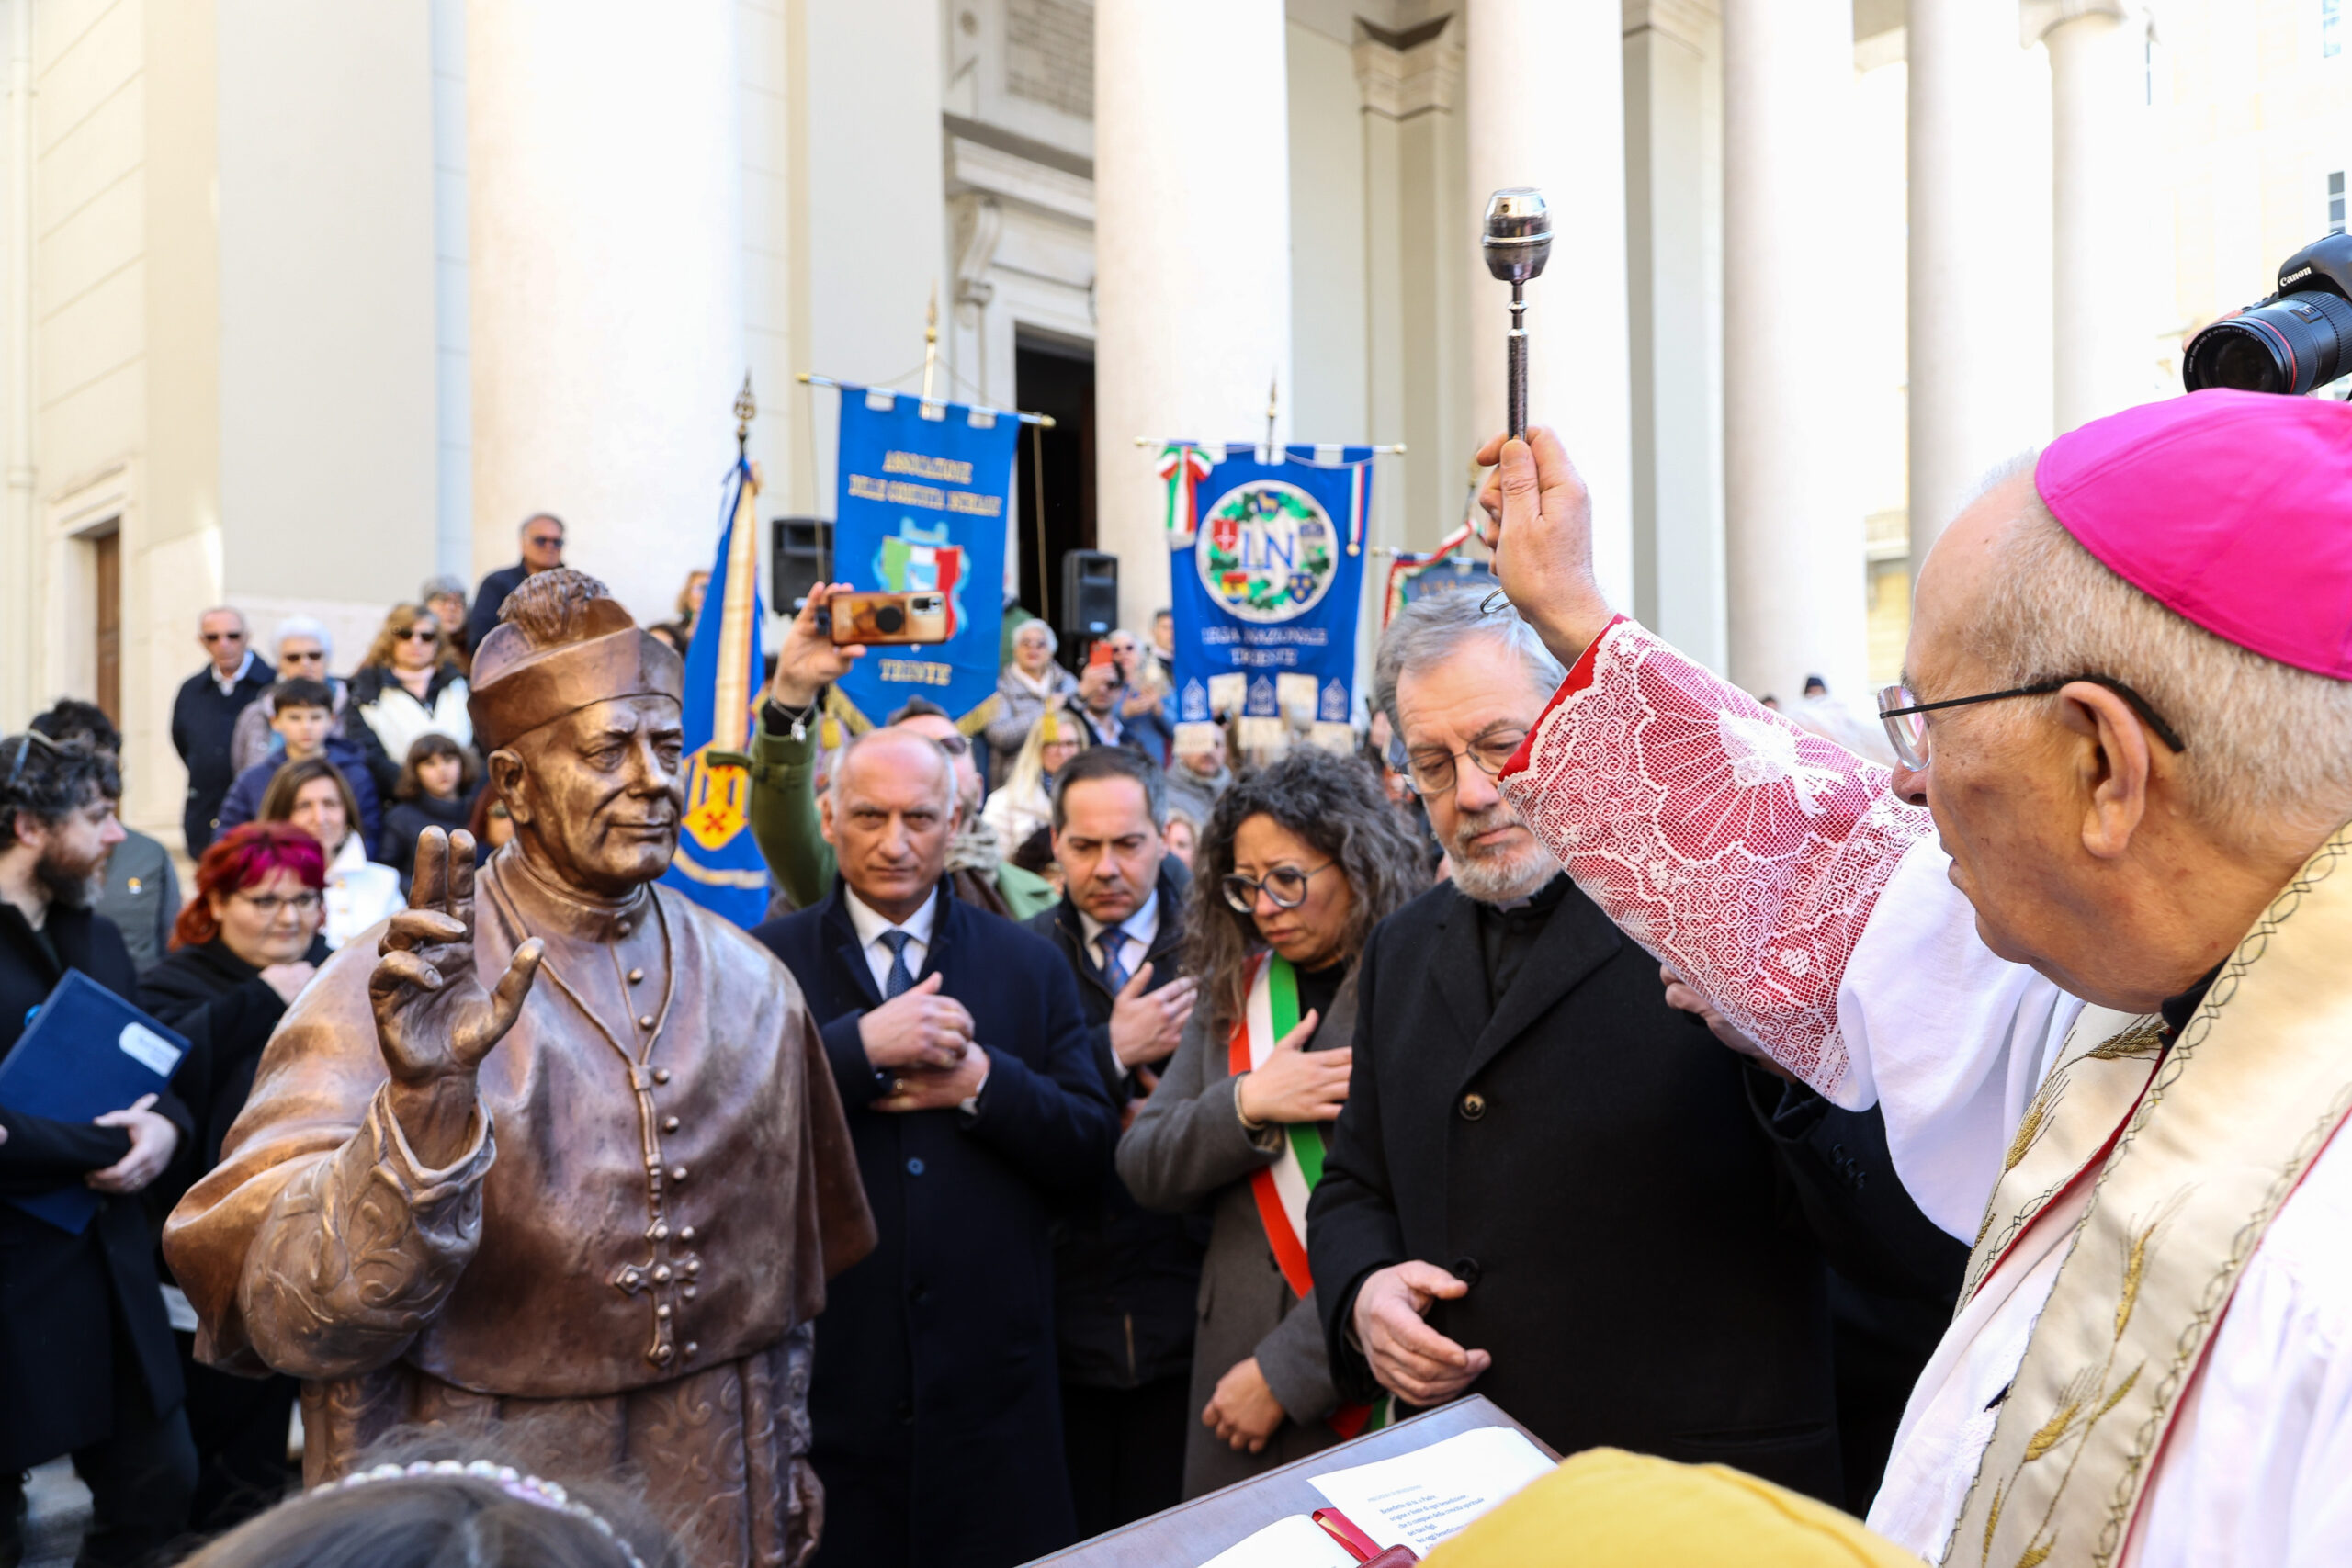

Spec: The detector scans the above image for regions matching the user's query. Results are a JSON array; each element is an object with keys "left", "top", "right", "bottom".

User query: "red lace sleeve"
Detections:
[{"left": 1498, "top": 619, "right": 1933, "bottom": 1094}]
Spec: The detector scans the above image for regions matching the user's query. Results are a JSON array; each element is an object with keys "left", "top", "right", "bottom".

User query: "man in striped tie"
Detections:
[{"left": 1023, "top": 745, "right": 1203, "bottom": 1538}]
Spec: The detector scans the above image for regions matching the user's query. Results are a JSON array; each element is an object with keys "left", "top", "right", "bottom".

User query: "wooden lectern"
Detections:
[{"left": 1028, "top": 1395, "right": 1559, "bottom": 1567}]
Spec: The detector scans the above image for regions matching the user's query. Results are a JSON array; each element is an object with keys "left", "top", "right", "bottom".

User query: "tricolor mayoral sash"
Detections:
[
  {"left": 1227, "top": 951, "right": 1383, "bottom": 1438},
  {"left": 1951, "top": 825, "right": 2352, "bottom": 1568}
]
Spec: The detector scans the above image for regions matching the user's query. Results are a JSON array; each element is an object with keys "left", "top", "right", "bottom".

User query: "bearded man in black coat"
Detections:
[
  {"left": 1308, "top": 593, "right": 1847, "bottom": 1498},
  {"left": 0, "top": 733, "right": 196, "bottom": 1568}
]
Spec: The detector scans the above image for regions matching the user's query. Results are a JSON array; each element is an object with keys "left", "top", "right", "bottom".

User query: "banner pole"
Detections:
[{"left": 797, "top": 371, "right": 1056, "bottom": 429}]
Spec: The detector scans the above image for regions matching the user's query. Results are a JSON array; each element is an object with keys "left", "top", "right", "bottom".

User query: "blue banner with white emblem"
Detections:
[
  {"left": 1164, "top": 444, "right": 1373, "bottom": 754},
  {"left": 828, "top": 387, "right": 1019, "bottom": 733}
]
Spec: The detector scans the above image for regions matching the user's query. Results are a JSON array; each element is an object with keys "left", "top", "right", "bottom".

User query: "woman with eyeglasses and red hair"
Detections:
[
  {"left": 134, "top": 820, "right": 328, "bottom": 1529},
  {"left": 139, "top": 822, "right": 328, "bottom": 1170},
  {"left": 345, "top": 602, "right": 474, "bottom": 800}
]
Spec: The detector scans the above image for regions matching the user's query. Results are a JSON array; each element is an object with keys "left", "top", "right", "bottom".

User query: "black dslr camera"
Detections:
[{"left": 2182, "top": 232, "right": 2352, "bottom": 397}]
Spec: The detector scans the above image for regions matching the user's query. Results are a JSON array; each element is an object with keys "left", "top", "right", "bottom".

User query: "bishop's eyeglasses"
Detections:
[{"left": 1875, "top": 675, "right": 2188, "bottom": 771}]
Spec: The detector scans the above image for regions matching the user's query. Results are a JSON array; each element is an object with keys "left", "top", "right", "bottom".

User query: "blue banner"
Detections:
[
  {"left": 1166, "top": 444, "right": 1374, "bottom": 753},
  {"left": 829, "top": 388, "right": 1019, "bottom": 731},
  {"left": 660, "top": 457, "right": 770, "bottom": 927}
]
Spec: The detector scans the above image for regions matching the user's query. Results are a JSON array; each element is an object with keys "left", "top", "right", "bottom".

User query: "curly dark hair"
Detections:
[
  {"left": 2, "top": 731, "right": 120, "bottom": 840},
  {"left": 1187, "top": 744, "right": 1430, "bottom": 1030}
]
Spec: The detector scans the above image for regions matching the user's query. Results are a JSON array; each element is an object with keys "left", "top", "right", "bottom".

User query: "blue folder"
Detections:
[{"left": 0, "top": 968, "right": 189, "bottom": 1235}]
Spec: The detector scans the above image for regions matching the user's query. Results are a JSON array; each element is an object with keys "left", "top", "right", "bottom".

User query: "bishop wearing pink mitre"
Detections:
[{"left": 1481, "top": 389, "right": 2352, "bottom": 1568}]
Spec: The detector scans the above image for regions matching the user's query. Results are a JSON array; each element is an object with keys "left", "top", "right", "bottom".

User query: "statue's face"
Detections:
[{"left": 499, "top": 694, "right": 685, "bottom": 897}]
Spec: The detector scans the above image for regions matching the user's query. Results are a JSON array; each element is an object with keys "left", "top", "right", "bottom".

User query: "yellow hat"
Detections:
[{"left": 1423, "top": 1449, "right": 1919, "bottom": 1568}]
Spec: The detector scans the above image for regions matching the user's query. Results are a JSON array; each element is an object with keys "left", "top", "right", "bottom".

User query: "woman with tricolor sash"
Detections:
[{"left": 1118, "top": 747, "right": 1428, "bottom": 1498}]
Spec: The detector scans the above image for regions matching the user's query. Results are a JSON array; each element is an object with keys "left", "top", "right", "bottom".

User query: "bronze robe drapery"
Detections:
[{"left": 164, "top": 852, "right": 875, "bottom": 1568}]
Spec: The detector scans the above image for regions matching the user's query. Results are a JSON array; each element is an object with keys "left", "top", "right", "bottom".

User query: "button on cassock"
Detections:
[{"left": 1459, "top": 1092, "right": 1487, "bottom": 1121}]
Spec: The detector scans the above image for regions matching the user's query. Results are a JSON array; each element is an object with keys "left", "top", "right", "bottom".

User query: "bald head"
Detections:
[
  {"left": 1894, "top": 454, "right": 2352, "bottom": 1014},
  {"left": 824, "top": 728, "right": 958, "bottom": 921}
]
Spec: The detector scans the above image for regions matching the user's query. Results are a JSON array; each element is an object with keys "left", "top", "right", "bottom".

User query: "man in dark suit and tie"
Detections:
[
  {"left": 754, "top": 728, "right": 1118, "bottom": 1568},
  {"left": 1308, "top": 592, "right": 1849, "bottom": 1500}
]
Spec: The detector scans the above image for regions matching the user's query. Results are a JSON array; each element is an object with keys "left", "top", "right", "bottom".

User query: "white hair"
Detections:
[
  {"left": 1977, "top": 469, "right": 2352, "bottom": 851},
  {"left": 826, "top": 727, "right": 960, "bottom": 816},
  {"left": 1013, "top": 619, "right": 1057, "bottom": 653},
  {"left": 1373, "top": 586, "right": 1567, "bottom": 737},
  {"left": 274, "top": 615, "right": 334, "bottom": 662}
]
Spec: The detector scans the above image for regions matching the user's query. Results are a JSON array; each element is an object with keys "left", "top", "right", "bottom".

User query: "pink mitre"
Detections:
[{"left": 2035, "top": 388, "right": 2352, "bottom": 680}]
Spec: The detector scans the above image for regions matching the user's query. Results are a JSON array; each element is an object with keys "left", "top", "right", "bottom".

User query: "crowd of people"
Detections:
[{"left": 6, "top": 384, "right": 2351, "bottom": 1568}]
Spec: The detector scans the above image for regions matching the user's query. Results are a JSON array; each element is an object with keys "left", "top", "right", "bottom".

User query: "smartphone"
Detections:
[
  {"left": 1085, "top": 638, "right": 1117, "bottom": 671},
  {"left": 818, "top": 590, "right": 951, "bottom": 646}
]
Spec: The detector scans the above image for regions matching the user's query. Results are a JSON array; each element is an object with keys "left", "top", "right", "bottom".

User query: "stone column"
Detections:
[
  {"left": 1094, "top": 0, "right": 1292, "bottom": 631},
  {"left": 1464, "top": 0, "right": 1635, "bottom": 610},
  {"left": 1908, "top": 0, "right": 2020, "bottom": 568},
  {"left": 1721, "top": 0, "right": 1868, "bottom": 702},
  {"left": 2034, "top": 0, "right": 2151, "bottom": 431},
  {"left": 467, "top": 0, "right": 744, "bottom": 629}
]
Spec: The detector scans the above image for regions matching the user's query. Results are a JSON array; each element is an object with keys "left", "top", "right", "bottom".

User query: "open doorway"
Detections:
[{"left": 1013, "top": 333, "right": 1095, "bottom": 632}]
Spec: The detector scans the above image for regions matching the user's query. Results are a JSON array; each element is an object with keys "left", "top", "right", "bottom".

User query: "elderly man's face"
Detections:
[
  {"left": 520, "top": 518, "right": 566, "bottom": 572},
  {"left": 822, "top": 730, "right": 954, "bottom": 920},
  {"left": 200, "top": 611, "right": 248, "bottom": 675},
  {"left": 1900, "top": 472, "right": 2116, "bottom": 995},
  {"left": 503, "top": 694, "right": 684, "bottom": 897},
  {"left": 1394, "top": 638, "right": 1557, "bottom": 905}
]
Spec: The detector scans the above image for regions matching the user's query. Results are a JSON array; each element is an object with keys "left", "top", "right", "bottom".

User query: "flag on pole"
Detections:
[{"left": 659, "top": 455, "right": 770, "bottom": 925}]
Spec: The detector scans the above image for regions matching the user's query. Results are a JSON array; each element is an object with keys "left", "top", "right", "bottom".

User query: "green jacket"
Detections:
[{"left": 747, "top": 718, "right": 1057, "bottom": 919}]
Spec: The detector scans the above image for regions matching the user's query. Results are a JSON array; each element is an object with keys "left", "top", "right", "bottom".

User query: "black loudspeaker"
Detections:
[
  {"left": 1060, "top": 549, "right": 1118, "bottom": 637},
  {"left": 771, "top": 517, "right": 832, "bottom": 611}
]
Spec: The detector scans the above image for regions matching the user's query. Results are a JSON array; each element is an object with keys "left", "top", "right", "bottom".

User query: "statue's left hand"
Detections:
[{"left": 368, "top": 828, "right": 543, "bottom": 1165}]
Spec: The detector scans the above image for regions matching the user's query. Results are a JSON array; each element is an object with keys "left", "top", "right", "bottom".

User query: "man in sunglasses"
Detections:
[
  {"left": 466, "top": 511, "right": 566, "bottom": 655},
  {"left": 1478, "top": 391, "right": 2352, "bottom": 1567},
  {"left": 171, "top": 607, "right": 276, "bottom": 856}
]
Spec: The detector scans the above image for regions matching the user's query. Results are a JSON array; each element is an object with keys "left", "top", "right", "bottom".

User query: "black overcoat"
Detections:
[
  {"left": 1023, "top": 859, "right": 1205, "bottom": 1392},
  {"left": 169, "top": 656, "right": 275, "bottom": 854},
  {"left": 0, "top": 902, "right": 191, "bottom": 1472},
  {"left": 752, "top": 882, "right": 1118, "bottom": 1568},
  {"left": 1306, "top": 876, "right": 1844, "bottom": 1499}
]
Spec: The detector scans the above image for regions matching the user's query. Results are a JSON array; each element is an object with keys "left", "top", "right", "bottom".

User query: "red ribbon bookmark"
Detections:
[{"left": 1313, "top": 1507, "right": 1416, "bottom": 1564}]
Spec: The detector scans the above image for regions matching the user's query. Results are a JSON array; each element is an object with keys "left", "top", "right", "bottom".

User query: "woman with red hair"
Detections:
[{"left": 133, "top": 821, "right": 326, "bottom": 1529}]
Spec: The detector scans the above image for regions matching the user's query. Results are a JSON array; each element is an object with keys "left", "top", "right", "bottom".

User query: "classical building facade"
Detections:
[{"left": 0, "top": 0, "right": 2343, "bottom": 846}]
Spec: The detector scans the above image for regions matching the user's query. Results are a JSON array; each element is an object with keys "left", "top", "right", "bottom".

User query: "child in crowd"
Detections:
[
  {"left": 216, "top": 678, "right": 384, "bottom": 856},
  {"left": 382, "top": 734, "right": 481, "bottom": 887}
]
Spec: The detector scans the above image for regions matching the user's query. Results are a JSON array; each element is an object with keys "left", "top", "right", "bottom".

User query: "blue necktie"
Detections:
[
  {"left": 879, "top": 930, "right": 917, "bottom": 998},
  {"left": 1095, "top": 926, "right": 1131, "bottom": 992}
]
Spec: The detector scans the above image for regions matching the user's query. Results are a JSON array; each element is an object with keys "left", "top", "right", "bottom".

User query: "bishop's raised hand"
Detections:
[{"left": 368, "top": 827, "right": 543, "bottom": 1165}]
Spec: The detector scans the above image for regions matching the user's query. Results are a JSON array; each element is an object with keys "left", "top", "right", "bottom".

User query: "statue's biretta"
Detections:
[
  {"left": 467, "top": 571, "right": 684, "bottom": 751},
  {"left": 2035, "top": 388, "right": 2352, "bottom": 680}
]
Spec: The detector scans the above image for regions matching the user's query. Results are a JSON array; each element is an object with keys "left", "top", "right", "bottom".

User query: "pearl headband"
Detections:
[{"left": 322, "top": 1460, "right": 650, "bottom": 1568}]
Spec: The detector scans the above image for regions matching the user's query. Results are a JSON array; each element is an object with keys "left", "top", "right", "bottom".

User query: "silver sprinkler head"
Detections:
[{"left": 1481, "top": 187, "right": 1553, "bottom": 287}]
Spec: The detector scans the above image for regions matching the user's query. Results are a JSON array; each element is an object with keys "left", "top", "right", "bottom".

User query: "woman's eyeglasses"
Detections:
[
  {"left": 1221, "top": 861, "right": 1336, "bottom": 914},
  {"left": 399, "top": 626, "right": 441, "bottom": 643},
  {"left": 237, "top": 889, "right": 324, "bottom": 918}
]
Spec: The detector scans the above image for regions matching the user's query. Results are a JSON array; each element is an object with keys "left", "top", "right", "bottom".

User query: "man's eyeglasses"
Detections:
[
  {"left": 928, "top": 732, "right": 970, "bottom": 757},
  {"left": 1221, "top": 861, "right": 1336, "bottom": 914},
  {"left": 236, "top": 889, "right": 324, "bottom": 918},
  {"left": 4, "top": 729, "right": 58, "bottom": 789},
  {"left": 1875, "top": 675, "right": 2188, "bottom": 771},
  {"left": 201, "top": 630, "right": 245, "bottom": 644},
  {"left": 526, "top": 533, "right": 563, "bottom": 549},
  {"left": 1387, "top": 728, "right": 1528, "bottom": 797}
]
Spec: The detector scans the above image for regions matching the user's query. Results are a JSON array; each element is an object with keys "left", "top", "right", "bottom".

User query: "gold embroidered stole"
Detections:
[{"left": 1951, "top": 827, "right": 2352, "bottom": 1568}]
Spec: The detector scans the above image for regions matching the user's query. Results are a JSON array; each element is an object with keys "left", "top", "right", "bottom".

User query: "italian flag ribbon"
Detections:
[
  {"left": 1228, "top": 950, "right": 1385, "bottom": 1439},
  {"left": 1157, "top": 442, "right": 1215, "bottom": 541}
]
